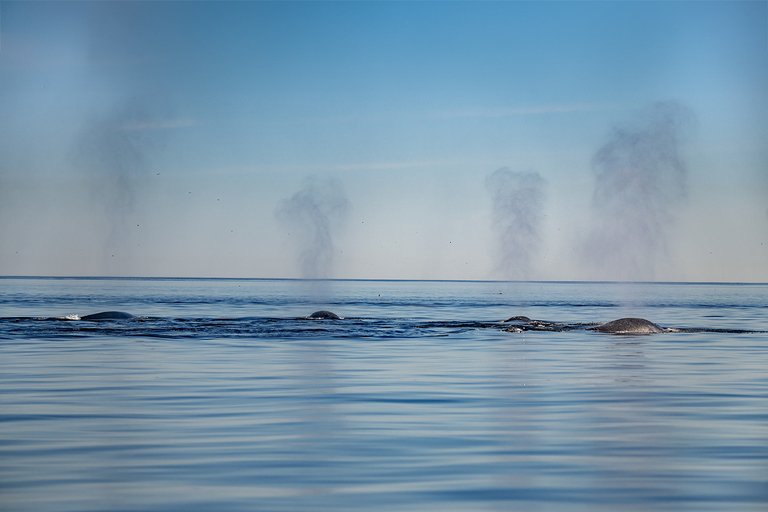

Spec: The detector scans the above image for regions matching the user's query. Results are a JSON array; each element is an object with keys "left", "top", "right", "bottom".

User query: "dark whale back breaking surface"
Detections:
[
  {"left": 31, "top": 310, "right": 756, "bottom": 335},
  {"left": 590, "top": 317, "right": 665, "bottom": 334},
  {"left": 501, "top": 316, "right": 676, "bottom": 334},
  {"left": 300, "top": 313, "right": 728, "bottom": 335},
  {"left": 80, "top": 311, "right": 136, "bottom": 321},
  {"left": 75, "top": 310, "right": 661, "bottom": 333},
  {"left": 308, "top": 310, "right": 341, "bottom": 320}
]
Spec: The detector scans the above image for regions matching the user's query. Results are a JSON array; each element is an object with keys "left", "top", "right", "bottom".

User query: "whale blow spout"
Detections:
[
  {"left": 80, "top": 311, "right": 136, "bottom": 321},
  {"left": 308, "top": 310, "right": 341, "bottom": 320},
  {"left": 591, "top": 317, "right": 663, "bottom": 334}
]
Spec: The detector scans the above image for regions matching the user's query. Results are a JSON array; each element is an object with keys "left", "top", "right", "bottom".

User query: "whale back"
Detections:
[
  {"left": 308, "top": 310, "right": 341, "bottom": 320},
  {"left": 80, "top": 311, "right": 136, "bottom": 321},
  {"left": 504, "top": 315, "right": 532, "bottom": 323},
  {"left": 593, "top": 317, "right": 663, "bottom": 334}
]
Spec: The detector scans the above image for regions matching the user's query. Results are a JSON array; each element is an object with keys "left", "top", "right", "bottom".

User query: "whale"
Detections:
[
  {"left": 504, "top": 315, "right": 532, "bottom": 322},
  {"left": 308, "top": 310, "right": 341, "bottom": 320},
  {"left": 590, "top": 317, "right": 664, "bottom": 334},
  {"left": 80, "top": 311, "right": 136, "bottom": 321},
  {"left": 501, "top": 315, "right": 667, "bottom": 334}
]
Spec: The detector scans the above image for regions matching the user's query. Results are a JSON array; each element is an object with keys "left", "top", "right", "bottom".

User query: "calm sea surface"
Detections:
[{"left": 1, "top": 278, "right": 766, "bottom": 511}]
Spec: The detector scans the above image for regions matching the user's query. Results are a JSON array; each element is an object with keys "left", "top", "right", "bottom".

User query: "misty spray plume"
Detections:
[
  {"left": 275, "top": 177, "right": 350, "bottom": 279},
  {"left": 486, "top": 168, "right": 547, "bottom": 280},
  {"left": 581, "top": 101, "right": 694, "bottom": 280},
  {"left": 72, "top": 100, "right": 162, "bottom": 272}
]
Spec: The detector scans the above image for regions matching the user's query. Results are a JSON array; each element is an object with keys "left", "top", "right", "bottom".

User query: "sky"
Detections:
[{"left": 0, "top": 0, "right": 766, "bottom": 282}]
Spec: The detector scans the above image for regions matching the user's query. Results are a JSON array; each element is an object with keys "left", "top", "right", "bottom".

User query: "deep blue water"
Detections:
[{"left": 1, "top": 278, "right": 767, "bottom": 511}]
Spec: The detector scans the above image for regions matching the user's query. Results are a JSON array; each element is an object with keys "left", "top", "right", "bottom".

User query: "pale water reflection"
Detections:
[{"left": 0, "top": 279, "right": 766, "bottom": 511}]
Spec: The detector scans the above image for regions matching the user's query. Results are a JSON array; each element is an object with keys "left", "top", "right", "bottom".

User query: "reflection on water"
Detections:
[{"left": 0, "top": 279, "right": 767, "bottom": 511}]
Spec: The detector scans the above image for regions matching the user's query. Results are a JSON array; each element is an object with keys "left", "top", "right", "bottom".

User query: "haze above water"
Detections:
[{"left": 0, "top": 1, "right": 766, "bottom": 281}]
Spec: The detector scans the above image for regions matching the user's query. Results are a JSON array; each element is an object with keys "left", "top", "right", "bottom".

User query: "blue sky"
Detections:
[{"left": 1, "top": 1, "right": 766, "bottom": 281}]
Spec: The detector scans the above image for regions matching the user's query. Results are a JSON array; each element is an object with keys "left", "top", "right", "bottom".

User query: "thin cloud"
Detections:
[
  {"left": 207, "top": 159, "right": 500, "bottom": 174},
  {"left": 434, "top": 103, "right": 615, "bottom": 120},
  {"left": 117, "top": 118, "right": 198, "bottom": 131},
  {"left": 328, "top": 159, "right": 488, "bottom": 172}
]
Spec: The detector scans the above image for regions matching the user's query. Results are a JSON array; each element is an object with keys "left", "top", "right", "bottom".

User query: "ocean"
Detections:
[{"left": 1, "top": 277, "right": 766, "bottom": 511}]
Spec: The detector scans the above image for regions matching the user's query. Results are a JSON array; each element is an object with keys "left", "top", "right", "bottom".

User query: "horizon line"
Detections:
[{"left": 1, "top": 276, "right": 765, "bottom": 286}]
